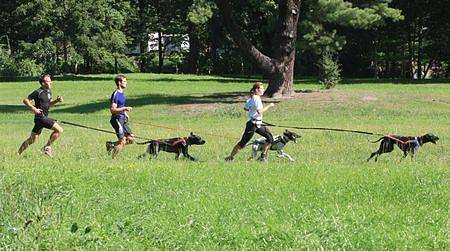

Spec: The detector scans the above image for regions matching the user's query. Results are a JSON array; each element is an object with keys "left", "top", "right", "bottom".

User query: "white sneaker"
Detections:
[{"left": 42, "top": 146, "right": 53, "bottom": 157}]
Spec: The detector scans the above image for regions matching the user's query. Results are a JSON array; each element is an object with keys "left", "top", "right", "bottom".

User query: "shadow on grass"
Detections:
[
  {"left": 341, "top": 78, "right": 450, "bottom": 84},
  {"left": 0, "top": 104, "right": 29, "bottom": 113},
  {"left": 50, "top": 92, "right": 251, "bottom": 114},
  {"left": 0, "top": 75, "right": 113, "bottom": 83},
  {"left": 1, "top": 74, "right": 259, "bottom": 84},
  {"left": 139, "top": 75, "right": 260, "bottom": 84}
]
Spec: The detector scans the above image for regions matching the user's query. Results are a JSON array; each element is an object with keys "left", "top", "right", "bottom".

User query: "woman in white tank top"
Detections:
[{"left": 225, "top": 82, "right": 275, "bottom": 162}]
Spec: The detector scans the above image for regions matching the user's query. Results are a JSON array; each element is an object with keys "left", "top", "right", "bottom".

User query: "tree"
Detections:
[
  {"left": 299, "top": 0, "right": 402, "bottom": 80},
  {"left": 186, "top": 0, "right": 215, "bottom": 74},
  {"left": 214, "top": 0, "right": 301, "bottom": 98}
]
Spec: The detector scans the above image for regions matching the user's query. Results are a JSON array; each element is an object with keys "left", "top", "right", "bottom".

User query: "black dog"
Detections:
[
  {"left": 367, "top": 133, "right": 439, "bottom": 162},
  {"left": 138, "top": 132, "right": 206, "bottom": 161}
]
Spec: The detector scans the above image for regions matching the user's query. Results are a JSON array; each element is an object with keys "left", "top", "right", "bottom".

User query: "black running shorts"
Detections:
[
  {"left": 237, "top": 120, "right": 274, "bottom": 147},
  {"left": 32, "top": 117, "right": 56, "bottom": 134},
  {"left": 110, "top": 117, "right": 132, "bottom": 139}
]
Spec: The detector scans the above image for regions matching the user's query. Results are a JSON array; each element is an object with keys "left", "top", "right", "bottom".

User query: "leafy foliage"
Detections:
[
  {"left": 318, "top": 52, "right": 341, "bottom": 89},
  {"left": 0, "top": 0, "right": 448, "bottom": 79}
]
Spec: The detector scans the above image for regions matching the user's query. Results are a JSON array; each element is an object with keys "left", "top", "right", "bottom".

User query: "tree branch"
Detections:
[{"left": 214, "top": 0, "right": 275, "bottom": 74}]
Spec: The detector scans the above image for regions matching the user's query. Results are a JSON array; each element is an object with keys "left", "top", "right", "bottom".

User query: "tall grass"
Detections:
[{"left": 0, "top": 74, "right": 448, "bottom": 249}]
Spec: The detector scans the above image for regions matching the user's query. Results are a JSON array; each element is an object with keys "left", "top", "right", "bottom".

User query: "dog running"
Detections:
[
  {"left": 248, "top": 129, "right": 301, "bottom": 161},
  {"left": 138, "top": 132, "right": 206, "bottom": 161},
  {"left": 367, "top": 133, "right": 439, "bottom": 162}
]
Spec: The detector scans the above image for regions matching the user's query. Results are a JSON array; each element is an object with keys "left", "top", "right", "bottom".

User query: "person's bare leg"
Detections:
[
  {"left": 18, "top": 132, "right": 39, "bottom": 154},
  {"left": 112, "top": 138, "right": 126, "bottom": 159},
  {"left": 226, "top": 144, "right": 242, "bottom": 161},
  {"left": 262, "top": 143, "right": 271, "bottom": 156},
  {"left": 260, "top": 143, "right": 272, "bottom": 161},
  {"left": 45, "top": 123, "right": 63, "bottom": 147}
]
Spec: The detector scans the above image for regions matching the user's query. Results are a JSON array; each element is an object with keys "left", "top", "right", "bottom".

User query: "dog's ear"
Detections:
[
  {"left": 190, "top": 131, "right": 193, "bottom": 136},
  {"left": 285, "top": 129, "right": 288, "bottom": 133}
]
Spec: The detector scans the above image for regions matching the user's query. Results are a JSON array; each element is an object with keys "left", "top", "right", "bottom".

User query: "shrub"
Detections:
[
  {"left": 318, "top": 52, "right": 341, "bottom": 89},
  {"left": 14, "top": 59, "right": 44, "bottom": 77},
  {"left": 0, "top": 50, "right": 43, "bottom": 77}
]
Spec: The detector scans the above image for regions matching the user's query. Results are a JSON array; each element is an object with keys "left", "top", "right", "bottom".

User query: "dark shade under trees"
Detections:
[{"left": 1, "top": 0, "right": 449, "bottom": 85}]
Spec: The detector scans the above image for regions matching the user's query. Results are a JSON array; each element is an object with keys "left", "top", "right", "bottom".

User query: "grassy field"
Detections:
[{"left": 0, "top": 74, "right": 448, "bottom": 249}]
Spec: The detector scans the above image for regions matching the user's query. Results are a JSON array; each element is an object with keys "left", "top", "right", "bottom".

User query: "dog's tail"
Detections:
[
  {"left": 135, "top": 140, "right": 153, "bottom": 145},
  {"left": 369, "top": 137, "right": 385, "bottom": 143}
]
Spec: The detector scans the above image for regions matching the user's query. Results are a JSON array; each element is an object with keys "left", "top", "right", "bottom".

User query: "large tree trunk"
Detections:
[
  {"left": 423, "top": 58, "right": 434, "bottom": 79},
  {"left": 157, "top": 31, "right": 164, "bottom": 73},
  {"left": 138, "top": 0, "right": 148, "bottom": 72},
  {"left": 372, "top": 32, "right": 379, "bottom": 79},
  {"left": 63, "top": 32, "right": 68, "bottom": 73},
  {"left": 215, "top": 0, "right": 301, "bottom": 98},
  {"left": 210, "top": 16, "right": 221, "bottom": 74},
  {"left": 114, "top": 55, "right": 118, "bottom": 74},
  {"left": 407, "top": 24, "right": 415, "bottom": 79},
  {"left": 139, "top": 37, "right": 148, "bottom": 72},
  {"left": 187, "top": 22, "right": 199, "bottom": 74},
  {"left": 417, "top": 19, "right": 423, "bottom": 79}
]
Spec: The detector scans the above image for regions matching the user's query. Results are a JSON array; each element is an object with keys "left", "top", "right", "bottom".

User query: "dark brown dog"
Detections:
[
  {"left": 367, "top": 133, "right": 439, "bottom": 162},
  {"left": 138, "top": 132, "right": 206, "bottom": 161}
]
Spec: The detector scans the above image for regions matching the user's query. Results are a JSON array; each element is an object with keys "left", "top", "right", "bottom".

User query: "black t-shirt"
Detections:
[{"left": 28, "top": 87, "right": 52, "bottom": 118}]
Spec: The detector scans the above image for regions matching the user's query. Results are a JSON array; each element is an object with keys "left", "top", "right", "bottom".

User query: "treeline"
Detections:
[{"left": 1, "top": 0, "right": 449, "bottom": 79}]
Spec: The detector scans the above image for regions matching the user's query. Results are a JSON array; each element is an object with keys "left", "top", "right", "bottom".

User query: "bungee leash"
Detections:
[
  {"left": 262, "top": 121, "right": 385, "bottom": 136},
  {"left": 58, "top": 120, "right": 152, "bottom": 141},
  {"left": 133, "top": 120, "right": 240, "bottom": 141}
]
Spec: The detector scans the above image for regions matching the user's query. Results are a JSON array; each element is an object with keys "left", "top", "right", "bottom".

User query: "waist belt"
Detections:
[{"left": 250, "top": 119, "right": 262, "bottom": 125}]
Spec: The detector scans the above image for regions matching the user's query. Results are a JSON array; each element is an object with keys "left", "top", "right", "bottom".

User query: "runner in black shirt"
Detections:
[{"left": 18, "top": 74, "right": 64, "bottom": 157}]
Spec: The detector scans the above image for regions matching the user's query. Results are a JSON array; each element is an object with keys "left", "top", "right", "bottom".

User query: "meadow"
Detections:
[{"left": 0, "top": 74, "right": 448, "bottom": 249}]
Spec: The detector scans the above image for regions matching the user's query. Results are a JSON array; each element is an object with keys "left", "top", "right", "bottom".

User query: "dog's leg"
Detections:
[
  {"left": 368, "top": 141, "right": 395, "bottom": 162},
  {"left": 276, "top": 150, "right": 295, "bottom": 161},
  {"left": 367, "top": 151, "right": 379, "bottom": 162},
  {"left": 248, "top": 142, "right": 259, "bottom": 161},
  {"left": 151, "top": 143, "right": 159, "bottom": 158},
  {"left": 283, "top": 152, "right": 295, "bottom": 162},
  {"left": 276, "top": 150, "right": 286, "bottom": 159},
  {"left": 175, "top": 151, "right": 181, "bottom": 160},
  {"left": 139, "top": 144, "right": 152, "bottom": 159},
  {"left": 138, "top": 151, "right": 147, "bottom": 159},
  {"left": 367, "top": 143, "right": 384, "bottom": 162},
  {"left": 181, "top": 145, "right": 196, "bottom": 161}
]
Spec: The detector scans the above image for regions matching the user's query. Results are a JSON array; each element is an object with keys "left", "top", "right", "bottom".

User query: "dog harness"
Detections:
[
  {"left": 170, "top": 137, "right": 188, "bottom": 146},
  {"left": 385, "top": 135, "right": 421, "bottom": 147}
]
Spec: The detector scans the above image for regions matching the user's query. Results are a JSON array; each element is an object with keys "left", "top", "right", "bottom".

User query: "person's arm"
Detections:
[
  {"left": 110, "top": 103, "right": 132, "bottom": 115},
  {"left": 243, "top": 104, "right": 249, "bottom": 111},
  {"left": 50, "top": 96, "right": 63, "bottom": 105},
  {"left": 23, "top": 97, "right": 42, "bottom": 115},
  {"left": 257, "top": 103, "right": 274, "bottom": 114},
  {"left": 256, "top": 97, "right": 274, "bottom": 114},
  {"left": 110, "top": 92, "right": 132, "bottom": 115}
]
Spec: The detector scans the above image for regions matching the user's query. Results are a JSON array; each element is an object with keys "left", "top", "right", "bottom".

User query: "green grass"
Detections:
[{"left": 0, "top": 74, "right": 449, "bottom": 249}]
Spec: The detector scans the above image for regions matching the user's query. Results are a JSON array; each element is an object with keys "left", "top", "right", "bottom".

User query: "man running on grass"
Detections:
[
  {"left": 18, "top": 74, "right": 64, "bottom": 157},
  {"left": 106, "top": 75, "right": 134, "bottom": 158}
]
